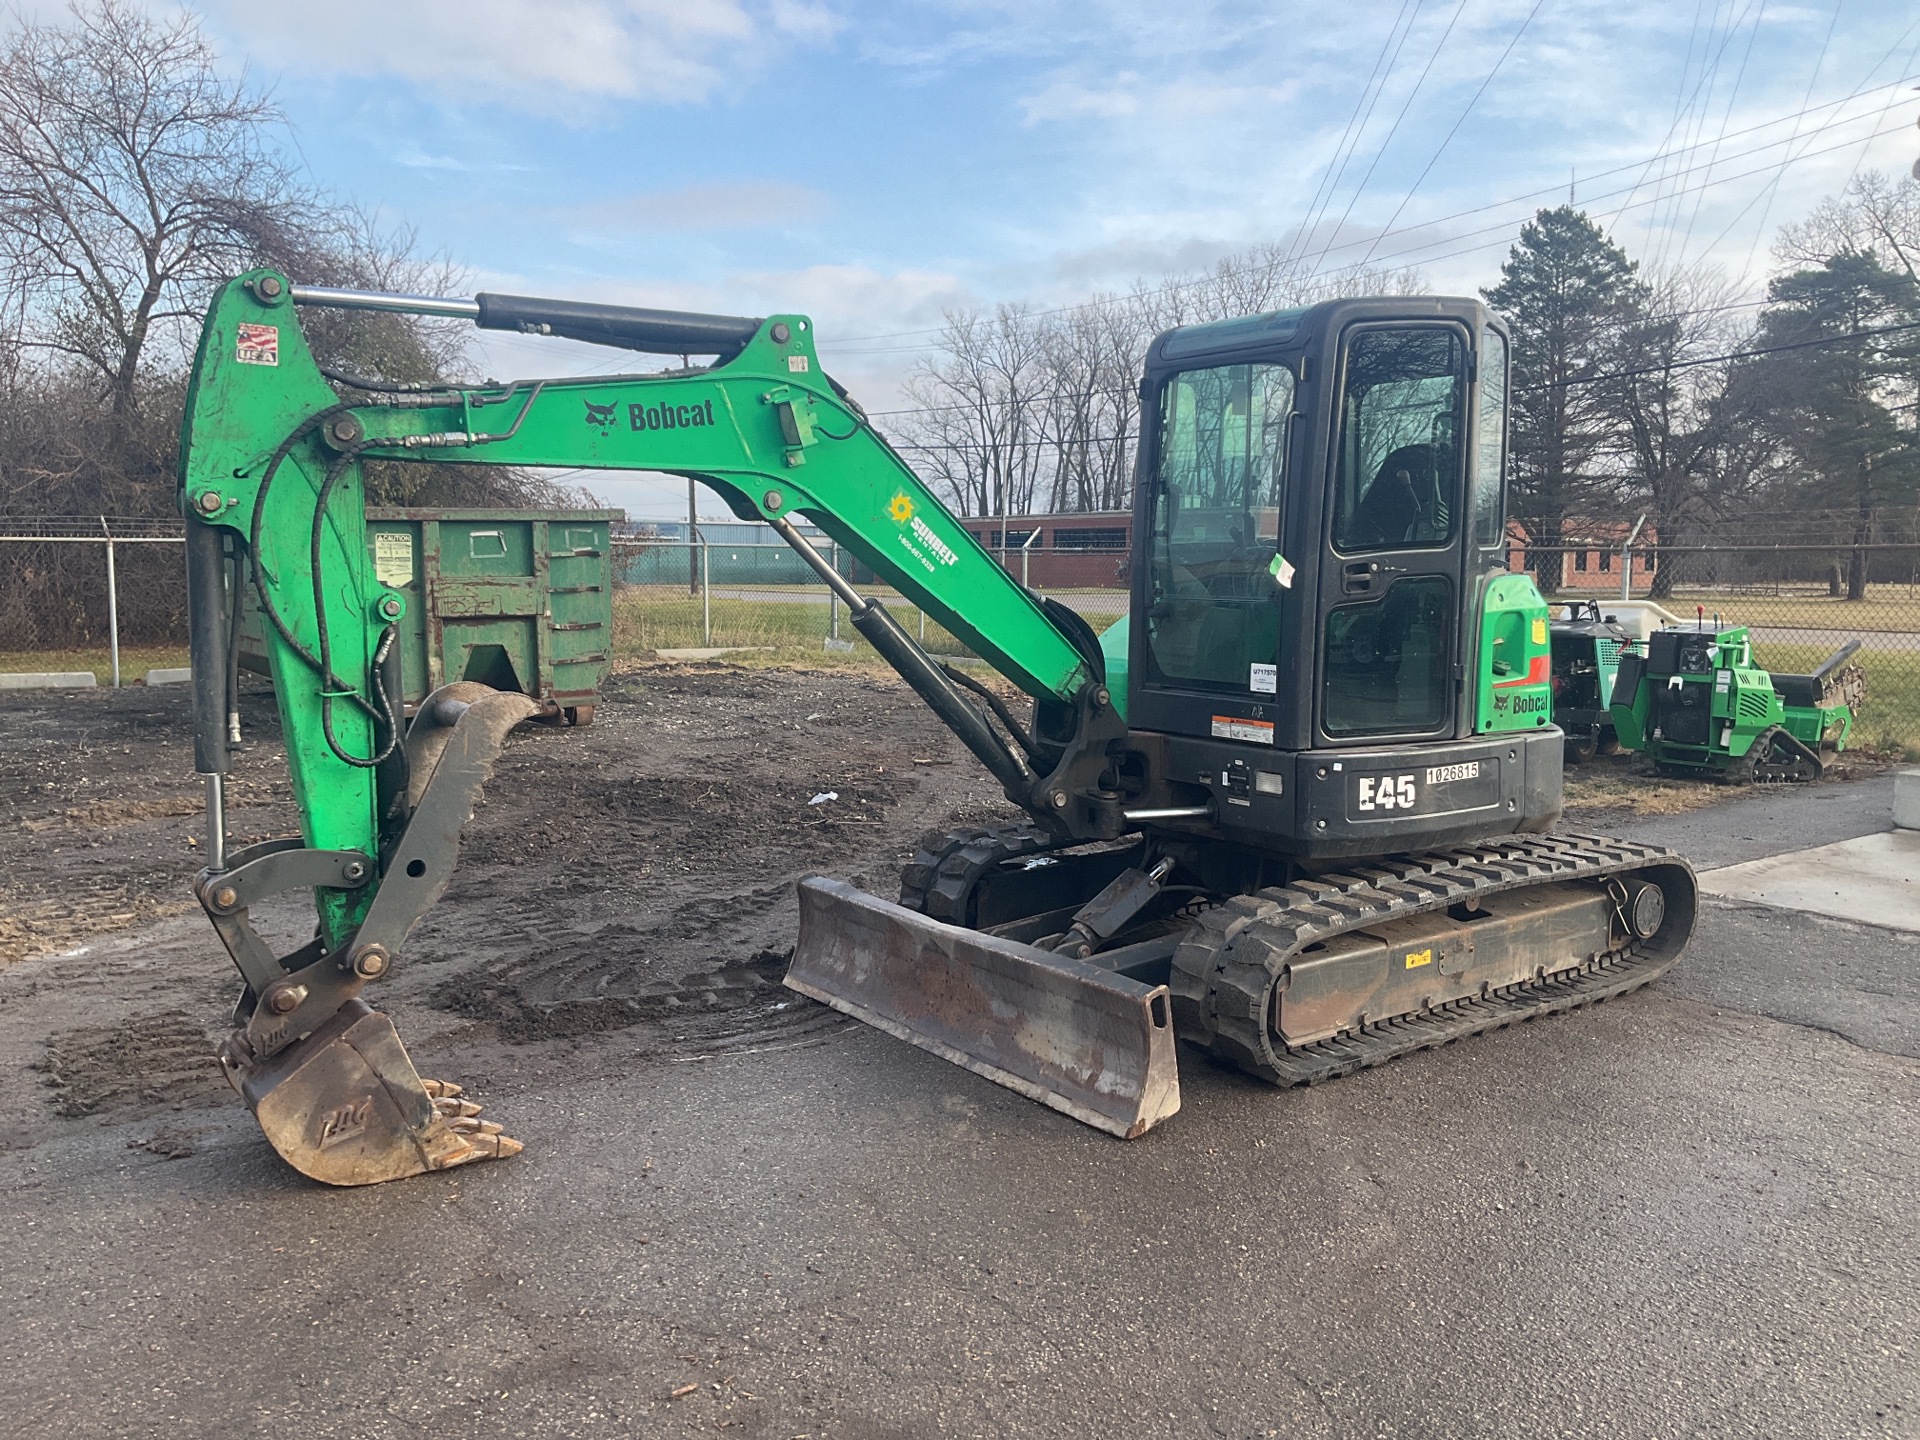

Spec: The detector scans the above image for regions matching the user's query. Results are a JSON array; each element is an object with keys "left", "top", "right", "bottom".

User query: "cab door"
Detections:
[{"left": 1316, "top": 323, "right": 1471, "bottom": 744}]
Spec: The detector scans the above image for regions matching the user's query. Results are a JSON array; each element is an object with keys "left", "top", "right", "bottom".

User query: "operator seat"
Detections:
[{"left": 1351, "top": 443, "right": 1449, "bottom": 547}]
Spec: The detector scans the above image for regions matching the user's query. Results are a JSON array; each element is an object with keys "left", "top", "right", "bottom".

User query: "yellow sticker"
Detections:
[
  {"left": 1404, "top": 948, "right": 1433, "bottom": 970},
  {"left": 1531, "top": 618, "right": 1547, "bottom": 645},
  {"left": 889, "top": 493, "right": 914, "bottom": 523}
]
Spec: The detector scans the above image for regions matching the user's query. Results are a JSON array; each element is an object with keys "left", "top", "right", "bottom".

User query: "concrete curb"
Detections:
[
  {"left": 144, "top": 667, "right": 192, "bottom": 686},
  {"left": 0, "top": 671, "right": 97, "bottom": 690},
  {"left": 1895, "top": 768, "right": 1920, "bottom": 831}
]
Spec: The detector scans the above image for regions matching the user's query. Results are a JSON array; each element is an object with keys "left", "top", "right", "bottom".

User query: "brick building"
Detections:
[
  {"left": 960, "top": 511, "right": 1133, "bottom": 589},
  {"left": 1505, "top": 519, "right": 1658, "bottom": 592}
]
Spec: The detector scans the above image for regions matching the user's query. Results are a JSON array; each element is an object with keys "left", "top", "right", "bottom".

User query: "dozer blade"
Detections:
[
  {"left": 786, "top": 877, "right": 1181, "bottom": 1138},
  {"left": 230, "top": 1000, "right": 518, "bottom": 1187}
]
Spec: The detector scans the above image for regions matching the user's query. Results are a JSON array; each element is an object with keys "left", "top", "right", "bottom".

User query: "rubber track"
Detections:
[
  {"left": 1168, "top": 831, "right": 1696, "bottom": 1086},
  {"left": 899, "top": 822, "right": 1054, "bottom": 924}
]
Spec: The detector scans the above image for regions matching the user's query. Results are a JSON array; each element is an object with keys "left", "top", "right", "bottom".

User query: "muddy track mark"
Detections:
[{"left": 37, "top": 1008, "right": 229, "bottom": 1120}]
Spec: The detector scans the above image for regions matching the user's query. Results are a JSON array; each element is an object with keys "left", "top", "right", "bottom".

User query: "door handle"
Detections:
[{"left": 1342, "top": 561, "right": 1379, "bottom": 595}]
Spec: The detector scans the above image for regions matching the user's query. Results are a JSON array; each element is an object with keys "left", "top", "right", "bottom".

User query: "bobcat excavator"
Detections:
[{"left": 180, "top": 271, "right": 1697, "bottom": 1184}]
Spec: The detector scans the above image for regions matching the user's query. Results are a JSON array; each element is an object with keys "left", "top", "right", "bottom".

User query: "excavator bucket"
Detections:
[
  {"left": 213, "top": 683, "right": 538, "bottom": 1186},
  {"left": 785, "top": 877, "right": 1181, "bottom": 1138},
  {"left": 230, "top": 1000, "right": 515, "bottom": 1186}
]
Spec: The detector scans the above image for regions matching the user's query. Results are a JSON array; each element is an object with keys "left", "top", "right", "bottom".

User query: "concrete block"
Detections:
[
  {"left": 1895, "top": 768, "right": 1920, "bottom": 831},
  {"left": 0, "top": 671, "right": 97, "bottom": 690},
  {"left": 144, "top": 667, "right": 192, "bottom": 686}
]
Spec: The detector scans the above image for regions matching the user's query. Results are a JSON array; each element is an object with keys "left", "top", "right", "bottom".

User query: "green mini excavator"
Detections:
[{"left": 179, "top": 272, "right": 1697, "bottom": 1184}]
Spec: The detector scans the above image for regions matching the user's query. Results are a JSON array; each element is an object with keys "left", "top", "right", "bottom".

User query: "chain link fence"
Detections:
[
  {"left": 1519, "top": 541, "right": 1920, "bottom": 751},
  {"left": 0, "top": 516, "right": 188, "bottom": 682},
  {"left": 611, "top": 539, "right": 1129, "bottom": 661},
  {"left": 14, "top": 520, "right": 1917, "bottom": 755}
]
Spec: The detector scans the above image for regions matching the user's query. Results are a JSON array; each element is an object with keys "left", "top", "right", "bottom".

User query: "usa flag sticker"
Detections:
[{"left": 235, "top": 323, "right": 279, "bottom": 366}]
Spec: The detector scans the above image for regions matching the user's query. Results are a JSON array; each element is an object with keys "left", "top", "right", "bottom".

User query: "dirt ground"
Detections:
[{"left": 0, "top": 663, "right": 1023, "bottom": 1153}]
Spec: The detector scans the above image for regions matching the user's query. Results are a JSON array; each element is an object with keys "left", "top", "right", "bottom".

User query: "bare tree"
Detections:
[
  {"left": 898, "top": 304, "right": 1048, "bottom": 536},
  {"left": 1037, "top": 297, "right": 1146, "bottom": 514},
  {"left": 0, "top": 0, "right": 313, "bottom": 415},
  {"left": 1775, "top": 170, "right": 1920, "bottom": 285},
  {"left": 901, "top": 246, "right": 1425, "bottom": 531},
  {"left": 1597, "top": 264, "right": 1777, "bottom": 594}
]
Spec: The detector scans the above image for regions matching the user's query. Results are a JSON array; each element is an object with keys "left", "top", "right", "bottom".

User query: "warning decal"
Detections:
[
  {"left": 1210, "top": 715, "right": 1275, "bottom": 745},
  {"left": 373, "top": 531, "right": 414, "bottom": 587},
  {"left": 235, "top": 323, "right": 279, "bottom": 366}
]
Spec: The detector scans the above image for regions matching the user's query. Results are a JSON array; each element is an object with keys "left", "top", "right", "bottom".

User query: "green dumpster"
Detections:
[{"left": 240, "top": 506, "right": 622, "bottom": 723}]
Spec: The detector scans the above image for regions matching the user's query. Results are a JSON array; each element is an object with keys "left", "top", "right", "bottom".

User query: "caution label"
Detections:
[
  {"left": 1404, "top": 948, "right": 1433, "bottom": 970},
  {"left": 373, "top": 531, "right": 414, "bottom": 587},
  {"left": 1210, "top": 715, "right": 1274, "bottom": 745}
]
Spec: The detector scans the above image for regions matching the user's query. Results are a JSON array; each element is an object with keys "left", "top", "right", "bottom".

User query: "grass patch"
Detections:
[
  {"left": 0, "top": 644, "right": 189, "bottom": 685},
  {"left": 610, "top": 587, "right": 973, "bottom": 670},
  {"left": 1657, "top": 587, "right": 1920, "bottom": 634},
  {"left": 1743, "top": 639, "right": 1920, "bottom": 757}
]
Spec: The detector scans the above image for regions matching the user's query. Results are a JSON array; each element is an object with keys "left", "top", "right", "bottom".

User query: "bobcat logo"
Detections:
[{"left": 583, "top": 400, "right": 617, "bottom": 431}]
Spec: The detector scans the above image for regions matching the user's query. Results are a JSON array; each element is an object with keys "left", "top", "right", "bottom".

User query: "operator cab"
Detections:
[{"left": 1125, "top": 297, "right": 1558, "bottom": 857}]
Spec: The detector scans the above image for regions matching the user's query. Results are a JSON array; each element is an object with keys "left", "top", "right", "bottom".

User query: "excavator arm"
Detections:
[{"left": 180, "top": 271, "right": 1137, "bottom": 1183}]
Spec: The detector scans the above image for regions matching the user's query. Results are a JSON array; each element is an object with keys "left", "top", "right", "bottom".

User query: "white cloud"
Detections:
[
  {"left": 395, "top": 148, "right": 468, "bottom": 171},
  {"left": 199, "top": 0, "right": 842, "bottom": 112}
]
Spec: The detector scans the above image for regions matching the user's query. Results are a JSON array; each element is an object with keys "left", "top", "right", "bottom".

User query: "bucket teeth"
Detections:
[{"left": 232, "top": 999, "right": 526, "bottom": 1184}]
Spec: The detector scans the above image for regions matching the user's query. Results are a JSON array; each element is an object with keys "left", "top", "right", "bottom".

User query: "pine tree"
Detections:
[
  {"left": 1484, "top": 208, "right": 1643, "bottom": 591},
  {"left": 1753, "top": 251, "right": 1920, "bottom": 599}
]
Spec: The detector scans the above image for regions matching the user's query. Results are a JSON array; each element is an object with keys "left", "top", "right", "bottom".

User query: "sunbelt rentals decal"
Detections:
[{"left": 889, "top": 491, "right": 958, "bottom": 574}]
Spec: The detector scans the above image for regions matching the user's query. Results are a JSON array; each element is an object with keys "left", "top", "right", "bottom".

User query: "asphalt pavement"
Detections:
[{"left": 1, "top": 779, "right": 1915, "bottom": 1439}]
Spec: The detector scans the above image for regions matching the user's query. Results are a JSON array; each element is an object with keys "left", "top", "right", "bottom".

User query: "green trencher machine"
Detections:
[{"left": 1608, "top": 619, "right": 1865, "bottom": 783}]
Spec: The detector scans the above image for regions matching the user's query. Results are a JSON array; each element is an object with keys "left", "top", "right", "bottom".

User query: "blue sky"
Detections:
[{"left": 103, "top": 2, "right": 1920, "bottom": 515}]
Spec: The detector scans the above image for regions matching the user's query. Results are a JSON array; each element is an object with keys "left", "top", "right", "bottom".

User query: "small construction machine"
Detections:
[
  {"left": 1549, "top": 600, "right": 1633, "bottom": 761},
  {"left": 1608, "top": 619, "right": 1864, "bottom": 782},
  {"left": 180, "top": 273, "right": 1697, "bottom": 1184}
]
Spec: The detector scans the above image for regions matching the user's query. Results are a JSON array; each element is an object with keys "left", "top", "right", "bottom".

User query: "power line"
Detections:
[
  {"left": 1299, "top": 0, "right": 1470, "bottom": 273},
  {"left": 1740, "top": 0, "right": 1846, "bottom": 276},
  {"left": 1721, "top": 12, "right": 1920, "bottom": 270},
  {"left": 822, "top": 74, "right": 1919, "bottom": 357},
  {"left": 825, "top": 109, "right": 1899, "bottom": 370},
  {"left": 1286, "top": 0, "right": 1422, "bottom": 267},
  {"left": 1361, "top": 115, "right": 1912, "bottom": 274},
  {"left": 1646, "top": 0, "right": 1729, "bottom": 268},
  {"left": 1671, "top": 0, "right": 1769, "bottom": 271},
  {"left": 1516, "top": 317, "right": 1920, "bottom": 393},
  {"left": 1358, "top": 0, "right": 1547, "bottom": 269}
]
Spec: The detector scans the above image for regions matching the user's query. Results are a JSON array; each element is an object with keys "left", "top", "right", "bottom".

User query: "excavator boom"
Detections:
[{"left": 181, "top": 271, "right": 1152, "bottom": 1180}]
